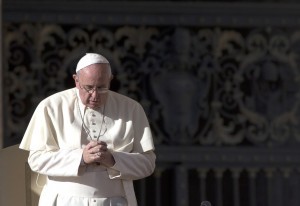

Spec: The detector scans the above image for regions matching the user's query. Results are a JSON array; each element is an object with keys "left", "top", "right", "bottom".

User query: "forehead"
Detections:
[{"left": 78, "top": 64, "right": 111, "bottom": 80}]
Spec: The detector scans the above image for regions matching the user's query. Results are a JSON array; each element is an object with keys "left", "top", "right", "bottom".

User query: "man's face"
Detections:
[{"left": 73, "top": 63, "right": 112, "bottom": 109}]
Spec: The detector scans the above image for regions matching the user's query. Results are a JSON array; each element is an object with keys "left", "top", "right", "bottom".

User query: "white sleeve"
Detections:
[
  {"left": 28, "top": 148, "right": 84, "bottom": 176},
  {"left": 107, "top": 150, "right": 156, "bottom": 180}
]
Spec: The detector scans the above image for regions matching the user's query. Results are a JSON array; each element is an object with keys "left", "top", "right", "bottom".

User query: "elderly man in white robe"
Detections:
[{"left": 19, "top": 53, "right": 156, "bottom": 206}]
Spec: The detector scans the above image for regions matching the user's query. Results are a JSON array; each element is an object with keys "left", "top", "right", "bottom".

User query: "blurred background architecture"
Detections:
[{"left": 1, "top": 0, "right": 300, "bottom": 206}]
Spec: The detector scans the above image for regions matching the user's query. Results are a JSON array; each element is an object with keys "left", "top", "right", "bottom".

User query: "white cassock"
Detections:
[{"left": 19, "top": 88, "right": 156, "bottom": 206}]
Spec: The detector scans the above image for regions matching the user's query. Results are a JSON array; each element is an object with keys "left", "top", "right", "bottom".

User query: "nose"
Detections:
[{"left": 90, "top": 89, "right": 99, "bottom": 99}]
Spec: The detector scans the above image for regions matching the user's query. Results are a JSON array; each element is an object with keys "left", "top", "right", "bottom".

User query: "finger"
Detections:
[
  {"left": 99, "top": 145, "right": 107, "bottom": 152},
  {"left": 91, "top": 153, "right": 99, "bottom": 160},
  {"left": 90, "top": 141, "right": 99, "bottom": 147},
  {"left": 94, "top": 152, "right": 105, "bottom": 160},
  {"left": 94, "top": 148, "right": 101, "bottom": 153},
  {"left": 97, "top": 141, "right": 107, "bottom": 146},
  {"left": 94, "top": 145, "right": 107, "bottom": 152},
  {"left": 86, "top": 141, "right": 98, "bottom": 149},
  {"left": 87, "top": 147, "right": 98, "bottom": 155}
]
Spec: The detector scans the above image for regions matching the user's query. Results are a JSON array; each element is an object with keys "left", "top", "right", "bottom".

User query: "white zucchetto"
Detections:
[{"left": 76, "top": 53, "right": 110, "bottom": 72}]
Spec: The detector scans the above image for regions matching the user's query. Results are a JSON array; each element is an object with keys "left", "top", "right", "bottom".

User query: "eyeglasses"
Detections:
[{"left": 79, "top": 83, "right": 109, "bottom": 94}]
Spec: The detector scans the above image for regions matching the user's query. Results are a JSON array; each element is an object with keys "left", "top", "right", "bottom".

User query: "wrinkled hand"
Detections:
[{"left": 82, "top": 141, "right": 115, "bottom": 167}]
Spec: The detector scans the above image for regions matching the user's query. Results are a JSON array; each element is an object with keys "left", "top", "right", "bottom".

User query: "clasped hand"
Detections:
[{"left": 82, "top": 141, "right": 115, "bottom": 167}]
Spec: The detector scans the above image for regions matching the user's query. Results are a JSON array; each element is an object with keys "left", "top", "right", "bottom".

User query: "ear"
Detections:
[
  {"left": 73, "top": 74, "right": 78, "bottom": 82},
  {"left": 73, "top": 75, "right": 80, "bottom": 88}
]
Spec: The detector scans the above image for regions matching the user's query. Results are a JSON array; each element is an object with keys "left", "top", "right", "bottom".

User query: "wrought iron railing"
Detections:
[{"left": 135, "top": 146, "right": 300, "bottom": 206}]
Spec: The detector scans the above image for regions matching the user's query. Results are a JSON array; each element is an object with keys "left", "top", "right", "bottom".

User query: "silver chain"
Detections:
[{"left": 76, "top": 97, "right": 107, "bottom": 141}]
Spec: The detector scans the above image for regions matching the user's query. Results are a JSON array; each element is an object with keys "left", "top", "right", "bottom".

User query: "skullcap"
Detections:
[{"left": 76, "top": 53, "right": 110, "bottom": 72}]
